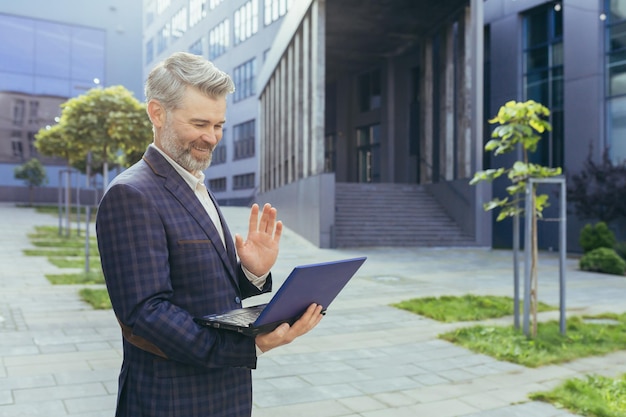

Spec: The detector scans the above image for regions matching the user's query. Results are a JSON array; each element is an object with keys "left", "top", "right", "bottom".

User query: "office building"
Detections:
[
  {"left": 254, "top": 0, "right": 624, "bottom": 251},
  {"left": 143, "top": 0, "right": 295, "bottom": 205},
  {"left": 0, "top": 0, "right": 143, "bottom": 202}
]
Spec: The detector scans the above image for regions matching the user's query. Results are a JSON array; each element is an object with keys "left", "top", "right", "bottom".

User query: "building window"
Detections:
[
  {"left": 212, "top": 143, "right": 227, "bottom": 165},
  {"left": 28, "top": 132, "right": 37, "bottom": 157},
  {"left": 209, "top": 0, "right": 224, "bottom": 10},
  {"left": 233, "top": 173, "right": 255, "bottom": 190},
  {"left": 28, "top": 100, "right": 39, "bottom": 125},
  {"left": 209, "top": 19, "right": 229, "bottom": 60},
  {"left": 156, "top": 0, "right": 171, "bottom": 15},
  {"left": 358, "top": 69, "right": 381, "bottom": 112},
  {"left": 233, "top": 120, "right": 255, "bottom": 160},
  {"left": 189, "top": 38, "right": 204, "bottom": 55},
  {"left": 157, "top": 24, "right": 170, "bottom": 54},
  {"left": 264, "top": 0, "right": 293, "bottom": 26},
  {"left": 189, "top": 0, "right": 207, "bottom": 28},
  {"left": 171, "top": 6, "right": 187, "bottom": 40},
  {"left": 11, "top": 131, "right": 23, "bottom": 158},
  {"left": 234, "top": 0, "right": 259, "bottom": 45},
  {"left": 146, "top": 38, "right": 155, "bottom": 64},
  {"left": 233, "top": 58, "right": 256, "bottom": 102},
  {"left": 208, "top": 177, "right": 226, "bottom": 192},
  {"left": 146, "top": 0, "right": 156, "bottom": 27},
  {"left": 523, "top": 4, "right": 563, "bottom": 168},
  {"left": 356, "top": 124, "right": 381, "bottom": 183},
  {"left": 13, "top": 99, "right": 25, "bottom": 126},
  {"left": 324, "top": 133, "right": 336, "bottom": 173},
  {"left": 606, "top": 0, "right": 626, "bottom": 163}
]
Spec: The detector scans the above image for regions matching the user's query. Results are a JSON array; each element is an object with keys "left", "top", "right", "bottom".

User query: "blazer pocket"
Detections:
[{"left": 178, "top": 239, "right": 211, "bottom": 245}]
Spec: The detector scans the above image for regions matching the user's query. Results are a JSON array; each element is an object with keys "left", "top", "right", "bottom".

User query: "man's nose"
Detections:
[{"left": 201, "top": 130, "right": 218, "bottom": 144}]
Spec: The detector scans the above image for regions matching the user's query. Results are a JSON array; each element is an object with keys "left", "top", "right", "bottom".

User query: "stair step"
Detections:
[{"left": 334, "top": 182, "right": 474, "bottom": 248}]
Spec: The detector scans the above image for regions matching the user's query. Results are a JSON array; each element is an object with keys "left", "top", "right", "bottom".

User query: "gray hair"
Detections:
[{"left": 145, "top": 52, "right": 235, "bottom": 110}]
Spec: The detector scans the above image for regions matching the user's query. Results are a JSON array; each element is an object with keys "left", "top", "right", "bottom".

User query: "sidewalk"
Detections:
[{"left": 2, "top": 202, "right": 626, "bottom": 417}]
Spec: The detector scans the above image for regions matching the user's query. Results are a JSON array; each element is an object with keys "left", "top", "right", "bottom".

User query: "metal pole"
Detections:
[
  {"left": 559, "top": 180, "right": 566, "bottom": 334},
  {"left": 57, "top": 171, "right": 63, "bottom": 236},
  {"left": 65, "top": 169, "right": 70, "bottom": 237},
  {"left": 85, "top": 152, "right": 92, "bottom": 274},
  {"left": 513, "top": 212, "right": 520, "bottom": 329},
  {"left": 76, "top": 170, "right": 81, "bottom": 237},
  {"left": 523, "top": 182, "right": 532, "bottom": 337}
]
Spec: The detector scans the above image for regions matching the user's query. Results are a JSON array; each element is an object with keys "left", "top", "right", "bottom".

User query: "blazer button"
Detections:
[{"left": 235, "top": 296, "right": 241, "bottom": 304}]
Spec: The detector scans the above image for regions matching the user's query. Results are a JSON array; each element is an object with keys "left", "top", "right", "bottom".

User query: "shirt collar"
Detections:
[{"left": 150, "top": 143, "right": 205, "bottom": 190}]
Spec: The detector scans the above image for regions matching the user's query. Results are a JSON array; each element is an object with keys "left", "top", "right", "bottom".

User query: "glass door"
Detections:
[{"left": 356, "top": 124, "right": 381, "bottom": 183}]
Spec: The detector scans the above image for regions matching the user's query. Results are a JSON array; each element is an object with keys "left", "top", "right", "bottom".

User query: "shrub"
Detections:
[
  {"left": 579, "top": 222, "right": 616, "bottom": 253},
  {"left": 579, "top": 247, "right": 626, "bottom": 275},
  {"left": 615, "top": 241, "right": 626, "bottom": 261}
]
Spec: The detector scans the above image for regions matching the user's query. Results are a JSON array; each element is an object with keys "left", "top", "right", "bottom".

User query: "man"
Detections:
[{"left": 96, "top": 52, "right": 323, "bottom": 417}]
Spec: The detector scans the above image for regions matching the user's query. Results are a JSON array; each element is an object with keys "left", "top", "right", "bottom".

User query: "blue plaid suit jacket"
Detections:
[{"left": 96, "top": 146, "right": 272, "bottom": 417}]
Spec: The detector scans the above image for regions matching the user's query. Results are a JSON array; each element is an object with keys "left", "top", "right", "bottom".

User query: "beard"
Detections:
[{"left": 160, "top": 117, "right": 215, "bottom": 172}]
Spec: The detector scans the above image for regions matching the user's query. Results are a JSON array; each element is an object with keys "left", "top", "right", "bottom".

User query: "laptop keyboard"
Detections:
[{"left": 220, "top": 305, "right": 265, "bottom": 326}]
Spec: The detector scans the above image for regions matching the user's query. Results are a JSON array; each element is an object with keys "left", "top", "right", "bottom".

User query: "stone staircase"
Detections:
[{"left": 334, "top": 182, "right": 476, "bottom": 247}]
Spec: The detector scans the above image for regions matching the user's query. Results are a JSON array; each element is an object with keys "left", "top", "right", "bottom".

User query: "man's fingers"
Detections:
[
  {"left": 274, "top": 221, "right": 283, "bottom": 242},
  {"left": 248, "top": 203, "right": 260, "bottom": 233}
]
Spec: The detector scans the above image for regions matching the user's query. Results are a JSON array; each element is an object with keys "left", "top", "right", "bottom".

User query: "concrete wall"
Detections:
[
  {"left": 256, "top": 173, "right": 335, "bottom": 248},
  {"left": 425, "top": 179, "right": 492, "bottom": 246}
]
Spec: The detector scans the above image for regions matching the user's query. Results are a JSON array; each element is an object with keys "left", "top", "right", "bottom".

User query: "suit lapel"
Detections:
[
  {"left": 207, "top": 188, "right": 238, "bottom": 267},
  {"left": 143, "top": 147, "right": 238, "bottom": 284}
]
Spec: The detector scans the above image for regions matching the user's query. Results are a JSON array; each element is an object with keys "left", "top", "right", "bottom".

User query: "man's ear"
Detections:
[{"left": 147, "top": 100, "right": 166, "bottom": 128}]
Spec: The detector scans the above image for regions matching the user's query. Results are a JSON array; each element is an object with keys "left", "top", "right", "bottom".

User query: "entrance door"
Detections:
[{"left": 356, "top": 124, "right": 381, "bottom": 183}]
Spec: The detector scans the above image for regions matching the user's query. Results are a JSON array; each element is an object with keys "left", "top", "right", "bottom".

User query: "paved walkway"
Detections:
[{"left": 2, "top": 202, "right": 626, "bottom": 417}]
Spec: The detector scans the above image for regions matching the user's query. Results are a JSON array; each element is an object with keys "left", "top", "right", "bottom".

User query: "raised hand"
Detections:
[{"left": 235, "top": 203, "right": 283, "bottom": 276}]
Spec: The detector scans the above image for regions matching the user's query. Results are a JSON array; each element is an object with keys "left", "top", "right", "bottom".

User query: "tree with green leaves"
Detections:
[
  {"left": 14, "top": 158, "right": 48, "bottom": 206},
  {"left": 35, "top": 85, "right": 152, "bottom": 188},
  {"left": 470, "top": 100, "right": 562, "bottom": 338}
]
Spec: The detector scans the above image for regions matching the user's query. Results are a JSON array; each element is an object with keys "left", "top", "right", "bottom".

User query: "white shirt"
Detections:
[{"left": 150, "top": 144, "right": 268, "bottom": 289}]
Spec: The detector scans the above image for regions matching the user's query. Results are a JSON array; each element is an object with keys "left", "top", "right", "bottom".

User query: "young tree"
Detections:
[
  {"left": 35, "top": 85, "right": 152, "bottom": 188},
  {"left": 470, "top": 100, "right": 562, "bottom": 338},
  {"left": 14, "top": 158, "right": 48, "bottom": 206}
]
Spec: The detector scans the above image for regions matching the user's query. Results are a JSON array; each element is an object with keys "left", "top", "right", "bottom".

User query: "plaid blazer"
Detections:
[{"left": 96, "top": 146, "right": 272, "bottom": 417}]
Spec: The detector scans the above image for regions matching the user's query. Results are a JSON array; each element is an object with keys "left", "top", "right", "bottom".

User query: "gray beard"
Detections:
[{"left": 160, "top": 121, "right": 214, "bottom": 172}]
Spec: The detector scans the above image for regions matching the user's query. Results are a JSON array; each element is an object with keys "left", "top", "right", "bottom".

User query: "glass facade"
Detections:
[
  {"left": 233, "top": 120, "right": 255, "bottom": 160},
  {"left": 0, "top": 13, "right": 105, "bottom": 164},
  {"left": 0, "top": 14, "right": 105, "bottom": 97},
  {"left": 522, "top": 3, "right": 564, "bottom": 168},
  {"left": 232, "top": 58, "right": 257, "bottom": 102},
  {"left": 607, "top": 0, "right": 626, "bottom": 163},
  {"left": 356, "top": 124, "right": 381, "bottom": 183}
]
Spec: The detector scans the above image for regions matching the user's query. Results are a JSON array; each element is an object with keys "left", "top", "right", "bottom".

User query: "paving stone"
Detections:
[{"left": 3, "top": 203, "right": 626, "bottom": 417}]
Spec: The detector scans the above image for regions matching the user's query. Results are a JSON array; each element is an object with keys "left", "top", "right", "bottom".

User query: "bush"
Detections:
[
  {"left": 579, "top": 247, "right": 626, "bottom": 275},
  {"left": 579, "top": 222, "right": 616, "bottom": 253},
  {"left": 616, "top": 241, "right": 626, "bottom": 261}
]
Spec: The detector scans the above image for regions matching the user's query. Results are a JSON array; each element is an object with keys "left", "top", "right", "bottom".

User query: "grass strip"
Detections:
[
  {"left": 530, "top": 373, "right": 626, "bottom": 417},
  {"left": 79, "top": 288, "right": 111, "bottom": 310},
  {"left": 392, "top": 294, "right": 555, "bottom": 322},
  {"left": 439, "top": 314, "right": 626, "bottom": 368}
]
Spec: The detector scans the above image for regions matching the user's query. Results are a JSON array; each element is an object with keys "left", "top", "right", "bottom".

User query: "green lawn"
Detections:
[
  {"left": 439, "top": 315, "right": 626, "bottom": 367},
  {"left": 24, "top": 223, "right": 108, "bottom": 307},
  {"left": 530, "top": 373, "right": 626, "bottom": 417},
  {"left": 392, "top": 294, "right": 555, "bottom": 322},
  {"left": 393, "top": 295, "right": 626, "bottom": 416}
]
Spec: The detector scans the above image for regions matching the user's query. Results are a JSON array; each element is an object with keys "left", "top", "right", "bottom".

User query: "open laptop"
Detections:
[{"left": 194, "top": 256, "right": 367, "bottom": 336}]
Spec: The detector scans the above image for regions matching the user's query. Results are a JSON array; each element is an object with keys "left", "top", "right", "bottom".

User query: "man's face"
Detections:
[{"left": 155, "top": 87, "right": 227, "bottom": 173}]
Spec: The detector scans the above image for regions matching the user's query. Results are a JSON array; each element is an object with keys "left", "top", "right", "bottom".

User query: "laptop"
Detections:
[{"left": 194, "top": 256, "right": 367, "bottom": 336}]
